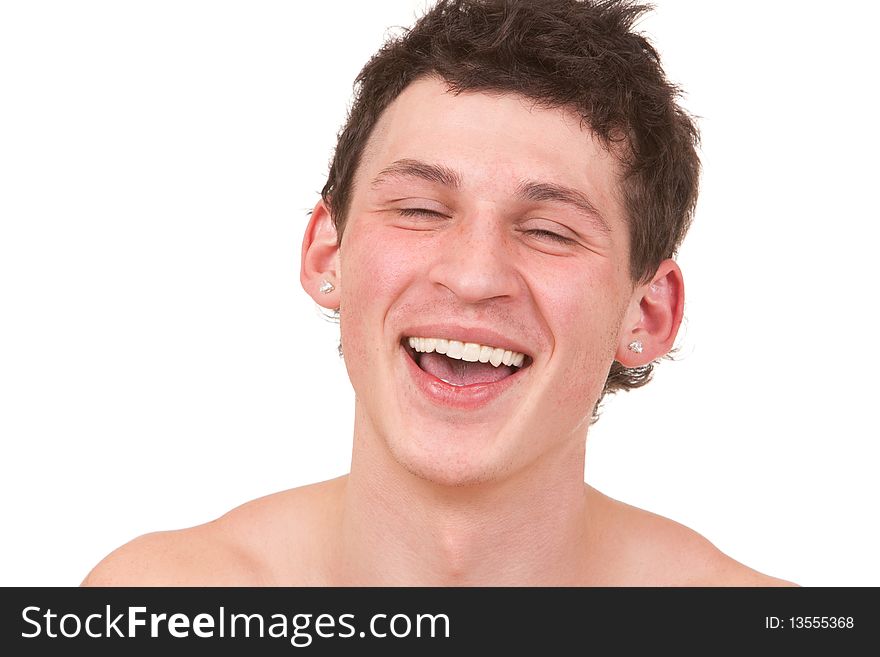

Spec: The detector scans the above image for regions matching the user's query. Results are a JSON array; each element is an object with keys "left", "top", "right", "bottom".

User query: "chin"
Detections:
[{"left": 385, "top": 435, "right": 510, "bottom": 488}]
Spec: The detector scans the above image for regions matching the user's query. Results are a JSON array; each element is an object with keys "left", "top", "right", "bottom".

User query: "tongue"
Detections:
[{"left": 418, "top": 352, "right": 516, "bottom": 385}]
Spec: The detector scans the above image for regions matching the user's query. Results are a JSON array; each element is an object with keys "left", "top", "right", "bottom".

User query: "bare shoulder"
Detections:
[
  {"left": 80, "top": 522, "right": 261, "bottom": 587},
  {"left": 587, "top": 486, "right": 798, "bottom": 587},
  {"left": 81, "top": 476, "right": 345, "bottom": 587}
]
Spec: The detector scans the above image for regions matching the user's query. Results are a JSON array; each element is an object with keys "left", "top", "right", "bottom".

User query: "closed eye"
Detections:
[
  {"left": 398, "top": 208, "right": 449, "bottom": 218},
  {"left": 395, "top": 210, "right": 578, "bottom": 245},
  {"left": 525, "top": 229, "right": 577, "bottom": 245}
]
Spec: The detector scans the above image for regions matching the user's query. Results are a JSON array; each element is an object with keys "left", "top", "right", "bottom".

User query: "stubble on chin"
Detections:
[{"left": 382, "top": 430, "right": 513, "bottom": 489}]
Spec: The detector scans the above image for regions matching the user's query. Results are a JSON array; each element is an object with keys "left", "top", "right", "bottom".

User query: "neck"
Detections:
[{"left": 332, "top": 408, "right": 594, "bottom": 585}]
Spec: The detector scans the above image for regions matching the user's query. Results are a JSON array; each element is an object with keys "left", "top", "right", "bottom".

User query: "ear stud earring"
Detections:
[
  {"left": 319, "top": 279, "right": 335, "bottom": 294},
  {"left": 627, "top": 340, "right": 643, "bottom": 354}
]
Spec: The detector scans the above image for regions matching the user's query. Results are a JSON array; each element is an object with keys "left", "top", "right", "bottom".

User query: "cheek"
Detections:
[
  {"left": 542, "top": 261, "right": 623, "bottom": 348},
  {"left": 536, "top": 265, "right": 627, "bottom": 403},
  {"left": 337, "top": 221, "right": 417, "bottom": 363},
  {"left": 340, "top": 221, "right": 416, "bottom": 307}
]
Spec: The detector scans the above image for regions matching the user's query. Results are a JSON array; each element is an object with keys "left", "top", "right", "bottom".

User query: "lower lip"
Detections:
[{"left": 401, "top": 344, "right": 526, "bottom": 410}]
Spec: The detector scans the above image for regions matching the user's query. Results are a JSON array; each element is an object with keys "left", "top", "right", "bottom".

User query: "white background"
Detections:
[{"left": 1, "top": 1, "right": 877, "bottom": 587}]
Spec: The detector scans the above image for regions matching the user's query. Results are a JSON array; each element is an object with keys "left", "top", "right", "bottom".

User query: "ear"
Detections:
[
  {"left": 614, "top": 259, "right": 684, "bottom": 366},
  {"left": 300, "top": 199, "right": 341, "bottom": 309}
]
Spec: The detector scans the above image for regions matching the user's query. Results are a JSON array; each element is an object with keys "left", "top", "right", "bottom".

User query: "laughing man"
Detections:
[{"left": 84, "top": 0, "right": 794, "bottom": 586}]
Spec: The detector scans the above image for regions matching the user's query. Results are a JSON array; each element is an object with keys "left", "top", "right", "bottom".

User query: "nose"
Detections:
[{"left": 426, "top": 210, "right": 520, "bottom": 304}]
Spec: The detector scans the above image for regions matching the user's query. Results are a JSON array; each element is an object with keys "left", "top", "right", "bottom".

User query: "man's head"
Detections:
[
  {"left": 301, "top": 0, "right": 696, "bottom": 485},
  {"left": 320, "top": 0, "right": 698, "bottom": 410}
]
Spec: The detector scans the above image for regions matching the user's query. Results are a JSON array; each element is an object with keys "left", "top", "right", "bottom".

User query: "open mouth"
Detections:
[{"left": 403, "top": 336, "right": 532, "bottom": 387}]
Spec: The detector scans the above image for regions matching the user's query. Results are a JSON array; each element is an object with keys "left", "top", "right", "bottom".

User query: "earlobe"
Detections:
[
  {"left": 300, "top": 199, "right": 341, "bottom": 309},
  {"left": 614, "top": 259, "right": 684, "bottom": 366}
]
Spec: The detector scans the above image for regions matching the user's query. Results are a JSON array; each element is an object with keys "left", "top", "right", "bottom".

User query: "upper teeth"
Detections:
[{"left": 407, "top": 337, "right": 526, "bottom": 368}]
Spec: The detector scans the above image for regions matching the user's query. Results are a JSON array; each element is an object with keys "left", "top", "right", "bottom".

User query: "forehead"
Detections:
[{"left": 355, "top": 76, "right": 624, "bottom": 223}]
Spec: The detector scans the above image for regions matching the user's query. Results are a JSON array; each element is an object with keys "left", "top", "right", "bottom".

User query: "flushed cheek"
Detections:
[
  {"left": 538, "top": 279, "right": 624, "bottom": 412},
  {"left": 537, "top": 261, "right": 622, "bottom": 345},
  {"left": 343, "top": 227, "right": 417, "bottom": 310},
  {"left": 338, "top": 222, "right": 416, "bottom": 369}
]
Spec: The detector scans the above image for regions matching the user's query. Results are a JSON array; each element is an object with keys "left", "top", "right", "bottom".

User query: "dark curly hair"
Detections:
[{"left": 321, "top": 0, "right": 700, "bottom": 419}]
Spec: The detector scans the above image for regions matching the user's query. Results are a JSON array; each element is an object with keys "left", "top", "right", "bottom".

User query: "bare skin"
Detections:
[
  {"left": 83, "top": 79, "right": 795, "bottom": 588},
  {"left": 82, "top": 477, "right": 793, "bottom": 586}
]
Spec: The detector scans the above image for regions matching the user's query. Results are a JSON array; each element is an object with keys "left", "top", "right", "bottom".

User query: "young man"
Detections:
[{"left": 83, "top": 0, "right": 794, "bottom": 586}]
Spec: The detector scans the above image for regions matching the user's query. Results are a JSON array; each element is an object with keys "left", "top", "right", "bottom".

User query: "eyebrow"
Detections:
[
  {"left": 371, "top": 158, "right": 610, "bottom": 233},
  {"left": 371, "top": 158, "right": 461, "bottom": 190},
  {"left": 515, "top": 180, "right": 611, "bottom": 234}
]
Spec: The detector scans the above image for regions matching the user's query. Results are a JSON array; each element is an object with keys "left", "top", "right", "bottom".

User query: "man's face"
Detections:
[{"left": 336, "top": 77, "right": 636, "bottom": 486}]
